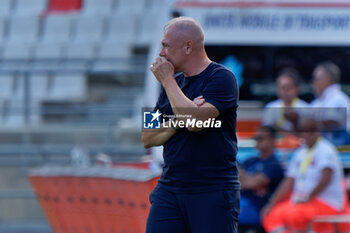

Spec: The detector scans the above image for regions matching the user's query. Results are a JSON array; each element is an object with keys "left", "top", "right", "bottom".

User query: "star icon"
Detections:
[{"left": 151, "top": 110, "right": 162, "bottom": 122}]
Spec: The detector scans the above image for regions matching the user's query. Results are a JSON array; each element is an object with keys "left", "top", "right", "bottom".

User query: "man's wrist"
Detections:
[{"left": 161, "top": 76, "right": 176, "bottom": 89}]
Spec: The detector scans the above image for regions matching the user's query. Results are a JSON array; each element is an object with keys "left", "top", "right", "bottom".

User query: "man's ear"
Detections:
[{"left": 185, "top": 40, "right": 193, "bottom": 54}]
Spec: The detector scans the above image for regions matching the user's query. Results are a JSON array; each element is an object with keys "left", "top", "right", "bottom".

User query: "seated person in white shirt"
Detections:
[
  {"left": 261, "top": 118, "right": 346, "bottom": 233},
  {"left": 310, "top": 61, "right": 350, "bottom": 146},
  {"left": 263, "top": 68, "right": 308, "bottom": 132}
]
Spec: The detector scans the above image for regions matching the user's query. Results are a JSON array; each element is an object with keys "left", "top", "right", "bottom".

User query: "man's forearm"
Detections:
[
  {"left": 308, "top": 168, "right": 332, "bottom": 200},
  {"left": 162, "top": 78, "right": 202, "bottom": 118},
  {"left": 142, "top": 123, "right": 177, "bottom": 148}
]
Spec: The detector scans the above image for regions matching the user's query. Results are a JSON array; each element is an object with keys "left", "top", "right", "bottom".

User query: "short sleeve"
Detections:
[
  {"left": 316, "top": 146, "right": 338, "bottom": 171},
  {"left": 310, "top": 97, "right": 348, "bottom": 126},
  {"left": 202, "top": 69, "right": 238, "bottom": 115}
]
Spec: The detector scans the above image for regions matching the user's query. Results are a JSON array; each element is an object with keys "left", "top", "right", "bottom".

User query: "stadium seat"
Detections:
[
  {"left": 60, "top": 61, "right": 88, "bottom": 72},
  {"left": 115, "top": 0, "right": 145, "bottom": 16},
  {"left": 49, "top": 73, "right": 86, "bottom": 101},
  {"left": 97, "top": 41, "right": 131, "bottom": 59},
  {"left": 13, "top": 0, "right": 47, "bottom": 16},
  {"left": 29, "top": 74, "right": 49, "bottom": 100},
  {"left": 73, "top": 15, "right": 106, "bottom": 43},
  {"left": 136, "top": 9, "right": 160, "bottom": 46},
  {"left": 12, "top": 73, "right": 49, "bottom": 102},
  {"left": 47, "top": 0, "right": 82, "bottom": 12},
  {"left": 32, "top": 43, "right": 64, "bottom": 71},
  {"left": 6, "top": 74, "right": 43, "bottom": 125},
  {"left": 93, "top": 41, "right": 133, "bottom": 73},
  {"left": 11, "top": 74, "right": 24, "bottom": 100},
  {"left": 65, "top": 42, "right": 96, "bottom": 60},
  {"left": 2, "top": 98, "right": 41, "bottom": 126},
  {"left": 2, "top": 43, "right": 33, "bottom": 59},
  {"left": 3, "top": 99, "right": 25, "bottom": 126},
  {"left": 92, "top": 59, "right": 137, "bottom": 74},
  {"left": 41, "top": 13, "right": 74, "bottom": 44},
  {"left": 33, "top": 43, "right": 65, "bottom": 59},
  {"left": 106, "top": 13, "right": 136, "bottom": 43},
  {"left": 28, "top": 100, "right": 41, "bottom": 124},
  {"left": 92, "top": 61, "right": 124, "bottom": 73},
  {"left": 31, "top": 62, "right": 63, "bottom": 72},
  {"left": 0, "top": 0, "right": 149, "bottom": 128},
  {"left": 7, "top": 15, "right": 39, "bottom": 44},
  {"left": 62, "top": 42, "right": 96, "bottom": 70},
  {"left": 0, "top": 0, "right": 13, "bottom": 16},
  {"left": 0, "top": 74, "right": 14, "bottom": 99},
  {"left": 81, "top": 0, "right": 114, "bottom": 15},
  {"left": 0, "top": 16, "right": 7, "bottom": 44},
  {"left": 1, "top": 43, "right": 32, "bottom": 71}
]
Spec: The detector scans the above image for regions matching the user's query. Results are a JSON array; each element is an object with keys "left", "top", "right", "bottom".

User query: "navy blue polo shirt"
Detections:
[{"left": 154, "top": 62, "right": 240, "bottom": 193}]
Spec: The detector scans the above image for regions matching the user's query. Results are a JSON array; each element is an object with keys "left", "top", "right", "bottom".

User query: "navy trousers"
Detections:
[{"left": 146, "top": 185, "right": 240, "bottom": 233}]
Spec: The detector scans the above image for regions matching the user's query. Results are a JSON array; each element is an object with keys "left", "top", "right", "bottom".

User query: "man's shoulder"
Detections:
[
  {"left": 204, "top": 62, "right": 237, "bottom": 87},
  {"left": 333, "top": 89, "right": 350, "bottom": 106},
  {"left": 210, "top": 62, "right": 235, "bottom": 77},
  {"left": 312, "top": 88, "right": 350, "bottom": 107},
  {"left": 317, "top": 138, "right": 338, "bottom": 154}
]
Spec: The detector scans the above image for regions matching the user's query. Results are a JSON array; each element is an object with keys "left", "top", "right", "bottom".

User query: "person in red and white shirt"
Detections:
[{"left": 261, "top": 118, "right": 346, "bottom": 233}]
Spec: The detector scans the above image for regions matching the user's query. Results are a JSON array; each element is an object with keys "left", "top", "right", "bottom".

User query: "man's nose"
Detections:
[{"left": 159, "top": 48, "right": 165, "bottom": 57}]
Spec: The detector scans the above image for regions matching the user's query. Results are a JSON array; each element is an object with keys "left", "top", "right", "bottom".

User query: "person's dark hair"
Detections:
[
  {"left": 277, "top": 68, "right": 301, "bottom": 87},
  {"left": 258, "top": 125, "right": 277, "bottom": 139},
  {"left": 315, "top": 61, "right": 341, "bottom": 84}
]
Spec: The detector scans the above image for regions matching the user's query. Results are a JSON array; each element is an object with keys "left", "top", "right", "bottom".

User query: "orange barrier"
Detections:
[
  {"left": 30, "top": 176, "right": 64, "bottom": 233},
  {"left": 237, "top": 120, "right": 303, "bottom": 150},
  {"left": 237, "top": 120, "right": 261, "bottom": 139},
  {"left": 29, "top": 166, "right": 160, "bottom": 233},
  {"left": 276, "top": 134, "right": 302, "bottom": 150}
]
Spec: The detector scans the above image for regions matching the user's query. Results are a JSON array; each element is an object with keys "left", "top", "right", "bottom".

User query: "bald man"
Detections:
[{"left": 142, "top": 17, "right": 240, "bottom": 233}]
